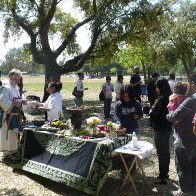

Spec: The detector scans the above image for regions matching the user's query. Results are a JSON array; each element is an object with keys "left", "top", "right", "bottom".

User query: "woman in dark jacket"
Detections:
[
  {"left": 114, "top": 85, "right": 143, "bottom": 135},
  {"left": 150, "top": 78, "right": 172, "bottom": 184}
]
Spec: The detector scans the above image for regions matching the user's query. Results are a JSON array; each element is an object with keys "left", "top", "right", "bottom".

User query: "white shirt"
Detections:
[
  {"left": 43, "top": 92, "right": 62, "bottom": 121},
  {"left": 114, "top": 81, "right": 124, "bottom": 99},
  {"left": 168, "top": 79, "right": 176, "bottom": 92},
  {"left": 75, "top": 79, "right": 84, "bottom": 92},
  {"left": 103, "top": 83, "right": 114, "bottom": 99}
]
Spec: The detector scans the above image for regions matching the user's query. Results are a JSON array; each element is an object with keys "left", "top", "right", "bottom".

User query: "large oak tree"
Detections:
[{"left": 0, "top": 0, "right": 176, "bottom": 81}]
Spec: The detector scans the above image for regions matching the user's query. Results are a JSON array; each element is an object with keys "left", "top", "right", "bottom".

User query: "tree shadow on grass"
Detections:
[
  {"left": 100, "top": 174, "right": 178, "bottom": 196},
  {"left": 12, "top": 169, "right": 89, "bottom": 196},
  {"left": 0, "top": 188, "right": 24, "bottom": 196}
]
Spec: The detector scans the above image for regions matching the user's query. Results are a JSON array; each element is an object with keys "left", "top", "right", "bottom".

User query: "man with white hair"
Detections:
[{"left": 0, "top": 69, "right": 22, "bottom": 157}]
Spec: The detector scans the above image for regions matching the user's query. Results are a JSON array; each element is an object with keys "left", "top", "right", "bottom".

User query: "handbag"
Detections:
[
  {"left": 99, "top": 90, "right": 105, "bottom": 101},
  {"left": 72, "top": 87, "right": 83, "bottom": 98}
]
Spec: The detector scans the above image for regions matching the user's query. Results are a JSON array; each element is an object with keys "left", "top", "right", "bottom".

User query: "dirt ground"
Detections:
[{"left": 0, "top": 87, "right": 180, "bottom": 196}]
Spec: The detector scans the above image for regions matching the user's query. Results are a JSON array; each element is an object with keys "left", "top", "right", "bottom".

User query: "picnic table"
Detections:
[{"left": 11, "top": 128, "right": 132, "bottom": 195}]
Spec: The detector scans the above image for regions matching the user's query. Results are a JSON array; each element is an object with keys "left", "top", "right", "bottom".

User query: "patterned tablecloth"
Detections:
[{"left": 11, "top": 129, "right": 131, "bottom": 195}]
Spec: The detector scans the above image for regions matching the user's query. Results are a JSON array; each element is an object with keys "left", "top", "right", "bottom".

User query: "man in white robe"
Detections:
[{"left": 0, "top": 69, "right": 22, "bottom": 157}]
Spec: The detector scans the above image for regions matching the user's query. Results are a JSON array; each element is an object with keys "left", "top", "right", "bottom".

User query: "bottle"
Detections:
[{"left": 132, "top": 132, "right": 138, "bottom": 148}]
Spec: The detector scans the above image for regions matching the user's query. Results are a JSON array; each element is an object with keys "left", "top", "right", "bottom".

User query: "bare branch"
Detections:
[
  {"left": 11, "top": 5, "right": 35, "bottom": 37},
  {"left": 60, "top": 18, "right": 102, "bottom": 74},
  {"left": 43, "top": 0, "right": 58, "bottom": 30},
  {"left": 29, "top": 0, "right": 39, "bottom": 12},
  {"left": 54, "top": 16, "right": 94, "bottom": 57},
  {"left": 93, "top": 0, "right": 97, "bottom": 14}
]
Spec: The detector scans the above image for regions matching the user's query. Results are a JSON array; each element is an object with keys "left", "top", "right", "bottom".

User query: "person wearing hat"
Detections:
[
  {"left": 130, "top": 66, "right": 142, "bottom": 103},
  {"left": 147, "top": 72, "right": 160, "bottom": 107}
]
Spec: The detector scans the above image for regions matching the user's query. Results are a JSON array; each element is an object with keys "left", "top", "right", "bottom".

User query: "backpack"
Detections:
[{"left": 99, "top": 90, "right": 105, "bottom": 101}]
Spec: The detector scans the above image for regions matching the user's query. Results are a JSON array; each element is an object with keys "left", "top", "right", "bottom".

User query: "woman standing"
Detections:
[
  {"left": 0, "top": 69, "right": 22, "bottom": 157},
  {"left": 103, "top": 75, "right": 114, "bottom": 118},
  {"left": 150, "top": 78, "right": 172, "bottom": 184},
  {"left": 114, "top": 74, "right": 124, "bottom": 101},
  {"left": 114, "top": 85, "right": 143, "bottom": 135},
  {"left": 36, "top": 81, "right": 62, "bottom": 121}
]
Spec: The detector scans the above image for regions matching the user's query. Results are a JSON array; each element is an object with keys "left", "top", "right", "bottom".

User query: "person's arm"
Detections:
[
  {"left": 166, "top": 97, "right": 193, "bottom": 123},
  {"left": 113, "top": 102, "right": 121, "bottom": 125},
  {"left": 0, "top": 87, "right": 13, "bottom": 112},
  {"left": 133, "top": 102, "right": 143, "bottom": 120},
  {"left": 193, "top": 124, "right": 196, "bottom": 136},
  {"left": 150, "top": 98, "right": 168, "bottom": 120}
]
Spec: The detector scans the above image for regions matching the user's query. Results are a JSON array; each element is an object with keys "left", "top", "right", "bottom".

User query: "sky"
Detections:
[{"left": 0, "top": 0, "right": 90, "bottom": 61}]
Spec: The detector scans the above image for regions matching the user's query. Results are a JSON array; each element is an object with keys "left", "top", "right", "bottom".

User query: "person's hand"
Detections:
[
  {"left": 133, "top": 114, "right": 141, "bottom": 120},
  {"left": 38, "top": 107, "right": 50, "bottom": 112},
  {"left": 117, "top": 125, "right": 124, "bottom": 130},
  {"left": 149, "top": 109, "right": 152, "bottom": 114},
  {"left": 13, "top": 102, "right": 21, "bottom": 107},
  {"left": 22, "top": 100, "right": 27, "bottom": 105},
  {"left": 193, "top": 126, "right": 196, "bottom": 137}
]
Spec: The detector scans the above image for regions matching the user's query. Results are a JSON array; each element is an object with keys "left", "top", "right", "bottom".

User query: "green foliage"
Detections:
[{"left": 0, "top": 47, "right": 43, "bottom": 74}]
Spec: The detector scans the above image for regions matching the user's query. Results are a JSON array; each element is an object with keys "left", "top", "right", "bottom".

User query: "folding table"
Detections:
[{"left": 114, "top": 141, "right": 153, "bottom": 195}]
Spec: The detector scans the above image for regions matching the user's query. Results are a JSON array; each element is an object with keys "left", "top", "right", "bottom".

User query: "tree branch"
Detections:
[
  {"left": 11, "top": 5, "right": 34, "bottom": 37},
  {"left": 11, "top": 4, "right": 44, "bottom": 64},
  {"left": 60, "top": 21, "right": 102, "bottom": 74},
  {"left": 43, "top": 0, "right": 58, "bottom": 30},
  {"left": 30, "top": 35, "right": 44, "bottom": 64},
  {"left": 54, "top": 16, "right": 94, "bottom": 57}
]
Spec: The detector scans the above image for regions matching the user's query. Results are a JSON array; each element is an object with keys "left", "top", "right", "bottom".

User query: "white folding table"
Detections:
[{"left": 114, "top": 141, "right": 153, "bottom": 195}]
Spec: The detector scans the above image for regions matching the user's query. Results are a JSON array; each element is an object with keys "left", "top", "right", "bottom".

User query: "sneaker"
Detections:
[{"left": 172, "top": 189, "right": 189, "bottom": 196}]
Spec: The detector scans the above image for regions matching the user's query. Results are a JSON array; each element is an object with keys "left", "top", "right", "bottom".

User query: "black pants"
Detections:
[
  {"left": 154, "top": 131, "right": 171, "bottom": 179},
  {"left": 135, "top": 93, "right": 141, "bottom": 103}
]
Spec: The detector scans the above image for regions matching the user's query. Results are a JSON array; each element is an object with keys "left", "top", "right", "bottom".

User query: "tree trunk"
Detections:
[
  {"left": 181, "top": 56, "right": 190, "bottom": 76},
  {"left": 42, "top": 60, "right": 61, "bottom": 102},
  {"left": 141, "top": 60, "right": 147, "bottom": 85}
]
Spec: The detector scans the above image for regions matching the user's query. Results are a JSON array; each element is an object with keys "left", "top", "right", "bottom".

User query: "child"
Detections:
[
  {"left": 167, "top": 82, "right": 188, "bottom": 147},
  {"left": 167, "top": 82, "right": 188, "bottom": 112},
  {"left": 193, "top": 114, "right": 196, "bottom": 136}
]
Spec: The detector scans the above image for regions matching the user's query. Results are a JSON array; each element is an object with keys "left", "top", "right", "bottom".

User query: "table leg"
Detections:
[
  {"left": 120, "top": 153, "right": 139, "bottom": 195},
  {"left": 137, "top": 158, "right": 151, "bottom": 188}
]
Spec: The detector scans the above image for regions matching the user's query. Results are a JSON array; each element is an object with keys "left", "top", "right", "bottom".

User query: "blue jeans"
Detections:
[
  {"left": 73, "top": 97, "right": 83, "bottom": 107},
  {"left": 154, "top": 131, "right": 171, "bottom": 179},
  {"left": 174, "top": 142, "right": 196, "bottom": 193},
  {"left": 104, "top": 98, "right": 112, "bottom": 118}
]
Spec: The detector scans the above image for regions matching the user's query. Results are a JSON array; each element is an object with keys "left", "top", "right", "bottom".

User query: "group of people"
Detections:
[
  {"left": 0, "top": 69, "right": 63, "bottom": 158},
  {"left": 93, "top": 68, "right": 196, "bottom": 196},
  {"left": 75, "top": 66, "right": 195, "bottom": 195},
  {"left": 0, "top": 68, "right": 195, "bottom": 196}
]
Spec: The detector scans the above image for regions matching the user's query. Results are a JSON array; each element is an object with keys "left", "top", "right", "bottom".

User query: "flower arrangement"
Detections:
[
  {"left": 107, "top": 121, "right": 118, "bottom": 138},
  {"left": 86, "top": 117, "right": 101, "bottom": 126},
  {"left": 86, "top": 117, "right": 101, "bottom": 134}
]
